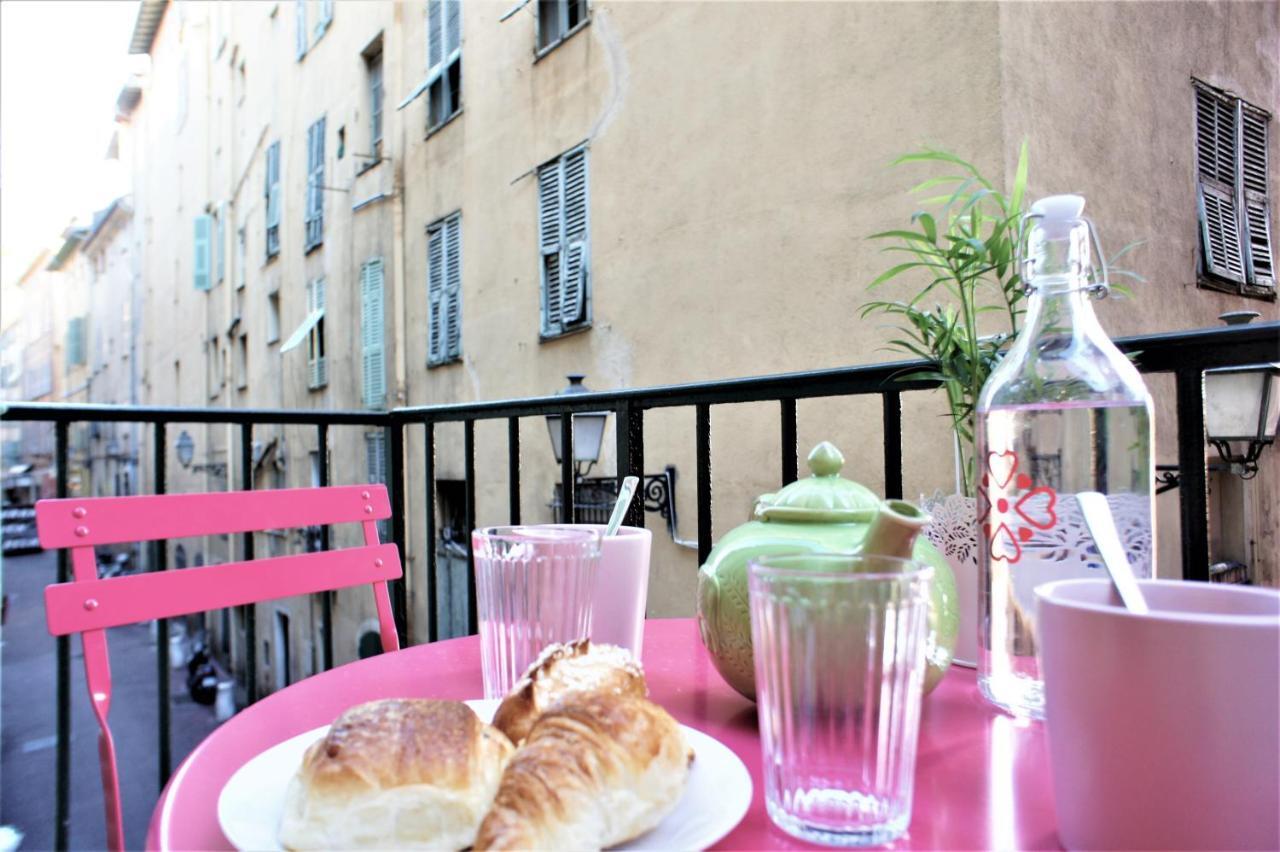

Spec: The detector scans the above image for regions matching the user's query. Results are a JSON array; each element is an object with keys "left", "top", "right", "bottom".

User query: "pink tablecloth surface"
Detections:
[{"left": 147, "top": 618, "right": 1059, "bottom": 850}]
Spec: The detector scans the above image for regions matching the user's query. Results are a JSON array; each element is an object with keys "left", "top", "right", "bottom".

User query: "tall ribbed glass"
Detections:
[
  {"left": 749, "top": 554, "right": 933, "bottom": 847},
  {"left": 472, "top": 526, "right": 601, "bottom": 698}
]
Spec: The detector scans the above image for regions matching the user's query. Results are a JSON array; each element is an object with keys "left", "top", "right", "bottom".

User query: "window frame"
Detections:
[
  {"left": 537, "top": 145, "right": 591, "bottom": 340},
  {"left": 304, "top": 117, "right": 326, "bottom": 253},
  {"left": 1193, "top": 79, "right": 1275, "bottom": 299},
  {"left": 306, "top": 278, "right": 327, "bottom": 390},
  {"left": 535, "top": 0, "right": 589, "bottom": 59},
  {"left": 424, "top": 0, "right": 463, "bottom": 133},
  {"left": 264, "top": 141, "right": 281, "bottom": 261}
]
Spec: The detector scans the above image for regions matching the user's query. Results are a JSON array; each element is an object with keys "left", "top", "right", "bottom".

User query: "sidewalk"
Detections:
[{"left": 2, "top": 550, "right": 221, "bottom": 849}]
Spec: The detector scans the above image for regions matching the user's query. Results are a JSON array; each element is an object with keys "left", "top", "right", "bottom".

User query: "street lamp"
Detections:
[
  {"left": 1205, "top": 362, "right": 1279, "bottom": 479},
  {"left": 545, "top": 374, "right": 609, "bottom": 478},
  {"left": 175, "top": 430, "right": 195, "bottom": 468}
]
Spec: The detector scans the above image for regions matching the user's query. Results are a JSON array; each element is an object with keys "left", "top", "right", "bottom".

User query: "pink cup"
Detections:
[
  {"left": 1036, "top": 578, "right": 1280, "bottom": 851},
  {"left": 548, "top": 524, "right": 651, "bottom": 660}
]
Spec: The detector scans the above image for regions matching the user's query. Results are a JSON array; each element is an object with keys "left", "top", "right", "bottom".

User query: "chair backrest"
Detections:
[{"left": 36, "top": 484, "right": 404, "bottom": 851}]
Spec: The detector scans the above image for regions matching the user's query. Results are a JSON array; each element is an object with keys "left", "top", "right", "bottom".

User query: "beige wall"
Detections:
[{"left": 115, "top": 1, "right": 1279, "bottom": 689}]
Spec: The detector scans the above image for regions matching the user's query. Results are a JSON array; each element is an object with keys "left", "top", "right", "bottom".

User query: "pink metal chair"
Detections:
[{"left": 36, "top": 484, "right": 403, "bottom": 852}]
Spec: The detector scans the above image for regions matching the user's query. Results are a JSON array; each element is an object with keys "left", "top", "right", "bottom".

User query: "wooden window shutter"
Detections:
[
  {"left": 561, "top": 148, "right": 588, "bottom": 326},
  {"left": 538, "top": 160, "right": 563, "bottom": 334},
  {"left": 1194, "top": 85, "right": 1246, "bottom": 284},
  {"left": 193, "top": 214, "right": 212, "bottom": 291},
  {"left": 316, "top": 0, "right": 333, "bottom": 39},
  {"left": 427, "top": 0, "right": 443, "bottom": 72},
  {"left": 445, "top": 214, "right": 462, "bottom": 358},
  {"left": 265, "top": 142, "right": 281, "bottom": 257},
  {"left": 361, "top": 259, "right": 386, "bottom": 408},
  {"left": 445, "top": 0, "right": 461, "bottom": 56},
  {"left": 427, "top": 223, "right": 446, "bottom": 363},
  {"left": 306, "top": 119, "right": 325, "bottom": 248},
  {"left": 366, "top": 431, "right": 387, "bottom": 485},
  {"left": 1241, "top": 107, "right": 1275, "bottom": 287},
  {"left": 295, "top": 0, "right": 308, "bottom": 60}
]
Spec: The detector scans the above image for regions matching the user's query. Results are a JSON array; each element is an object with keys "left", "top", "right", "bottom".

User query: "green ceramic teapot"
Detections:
[{"left": 696, "top": 441, "right": 958, "bottom": 700}]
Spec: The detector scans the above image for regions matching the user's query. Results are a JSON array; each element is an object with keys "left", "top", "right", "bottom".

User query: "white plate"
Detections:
[{"left": 218, "top": 698, "right": 752, "bottom": 851}]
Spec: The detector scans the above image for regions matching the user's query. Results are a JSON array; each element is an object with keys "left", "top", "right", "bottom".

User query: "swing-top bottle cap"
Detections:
[{"left": 1024, "top": 194, "right": 1108, "bottom": 296}]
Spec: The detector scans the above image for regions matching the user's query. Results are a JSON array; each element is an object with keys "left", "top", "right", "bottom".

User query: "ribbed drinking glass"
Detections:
[
  {"left": 749, "top": 554, "right": 933, "bottom": 847},
  {"left": 472, "top": 525, "right": 601, "bottom": 698}
]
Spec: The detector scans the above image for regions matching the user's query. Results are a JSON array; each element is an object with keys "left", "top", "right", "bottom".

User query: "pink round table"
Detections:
[{"left": 147, "top": 618, "right": 1060, "bottom": 850}]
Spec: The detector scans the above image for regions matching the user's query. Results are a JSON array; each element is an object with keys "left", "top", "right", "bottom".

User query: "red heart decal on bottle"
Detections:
[
  {"left": 1014, "top": 487, "right": 1058, "bottom": 530},
  {"left": 988, "top": 522, "right": 1022, "bottom": 563},
  {"left": 987, "top": 451, "right": 1018, "bottom": 489}
]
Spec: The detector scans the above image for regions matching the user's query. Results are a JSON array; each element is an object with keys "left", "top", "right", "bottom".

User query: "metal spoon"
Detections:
[
  {"left": 604, "top": 476, "right": 640, "bottom": 538},
  {"left": 1076, "top": 491, "right": 1150, "bottom": 614}
]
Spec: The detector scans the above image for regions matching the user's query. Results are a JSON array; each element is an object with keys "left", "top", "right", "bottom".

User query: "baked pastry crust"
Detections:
[
  {"left": 475, "top": 693, "right": 693, "bottom": 851},
  {"left": 278, "top": 698, "right": 514, "bottom": 850},
  {"left": 492, "top": 639, "right": 648, "bottom": 745}
]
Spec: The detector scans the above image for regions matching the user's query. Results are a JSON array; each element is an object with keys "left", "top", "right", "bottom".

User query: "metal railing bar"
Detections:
[
  {"left": 0, "top": 402, "right": 389, "bottom": 426},
  {"left": 54, "top": 421, "right": 70, "bottom": 852},
  {"left": 424, "top": 420, "right": 438, "bottom": 643},
  {"left": 389, "top": 424, "right": 408, "bottom": 644},
  {"left": 882, "top": 392, "right": 903, "bottom": 500},
  {"left": 154, "top": 420, "right": 171, "bottom": 790},
  {"left": 316, "top": 423, "right": 333, "bottom": 671},
  {"left": 696, "top": 404, "right": 712, "bottom": 565},
  {"left": 463, "top": 420, "right": 478, "bottom": 635},
  {"left": 240, "top": 423, "right": 256, "bottom": 705},
  {"left": 559, "top": 415, "right": 574, "bottom": 525},
  {"left": 507, "top": 417, "right": 521, "bottom": 525},
  {"left": 780, "top": 399, "right": 797, "bottom": 486},
  {"left": 1175, "top": 369, "right": 1210, "bottom": 581},
  {"left": 616, "top": 402, "right": 645, "bottom": 529}
]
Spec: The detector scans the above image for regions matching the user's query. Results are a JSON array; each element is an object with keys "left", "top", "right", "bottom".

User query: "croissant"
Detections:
[
  {"left": 474, "top": 694, "right": 693, "bottom": 850},
  {"left": 492, "top": 639, "right": 648, "bottom": 745}
]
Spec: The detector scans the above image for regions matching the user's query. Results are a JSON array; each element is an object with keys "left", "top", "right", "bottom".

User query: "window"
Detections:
[
  {"left": 425, "top": 0, "right": 462, "bottom": 131},
  {"left": 266, "top": 291, "right": 281, "bottom": 344},
  {"left": 235, "top": 226, "right": 246, "bottom": 289},
  {"left": 537, "top": 146, "right": 590, "bottom": 337},
  {"left": 273, "top": 611, "right": 291, "bottom": 691},
  {"left": 215, "top": 202, "right": 227, "bottom": 285},
  {"left": 538, "top": 0, "right": 588, "bottom": 53},
  {"left": 365, "top": 429, "right": 390, "bottom": 539},
  {"left": 1195, "top": 80, "right": 1275, "bottom": 295},
  {"left": 305, "top": 118, "right": 326, "bottom": 251},
  {"left": 264, "top": 141, "right": 281, "bottom": 259},
  {"left": 306, "top": 278, "right": 327, "bottom": 389},
  {"left": 427, "top": 212, "right": 462, "bottom": 364},
  {"left": 235, "top": 334, "right": 248, "bottom": 390},
  {"left": 65, "top": 317, "right": 87, "bottom": 368},
  {"left": 361, "top": 258, "right": 387, "bottom": 408},
  {"left": 336, "top": 126, "right": 345, "bottom": 160},
  {"left": 207, "top": 337, "right": 223, "bottom": 399},
  {"left": 367, "top": 47, "right": 384, "bottom": 158},
  {"left": 194, "top": 214, "right": 213, "bottom": 290}
]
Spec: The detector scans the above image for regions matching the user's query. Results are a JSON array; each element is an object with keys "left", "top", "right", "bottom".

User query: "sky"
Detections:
[{"left": 0, "top": 0, "right": 141, "bottom": 290}]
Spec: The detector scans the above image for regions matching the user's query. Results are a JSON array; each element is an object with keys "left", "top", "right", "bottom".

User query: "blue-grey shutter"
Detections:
[
  {"left": 1241, "top": 108, "right": 1275, "bottom": 287},
  {"left": 538, "top": 161, "right": 562, "bottom": 334},
  {"left": 427, "top": 224, "right": 445, "bottom": 363},
  {"left": 194, "top": 214, "right": 212, "bottom": 290},
  {"left": 305, "top": 119, "right": 325, "bottom": 248},
  {"left": 295, "top": 0, "right": 308, "bottom": 59},
  {"left": 215, "top": 202, "right": 227, "bottom": 284},
  {"left": 1195, "top": 85, "right": 1246, "bottom": 284},
  {"left": 427, "top": 0, "right": 443, "bottom": 71},
  {"left": 445, "top": 215, "right": 462, "bottom": 358},
  {"left": 316, "top": 0, "right": 333, "bottom": 39},
  {"left": 361, "top": 259, "right": 386, "bottom": 408},
  {"left": 560, "top": 148, "right": 588, "bottom": 325},
  {"left": 445, "top": 0, "right": 461, "bottom": 55},
  {"left": 66, "top": 317, "right": 86, "bottom": 367}
]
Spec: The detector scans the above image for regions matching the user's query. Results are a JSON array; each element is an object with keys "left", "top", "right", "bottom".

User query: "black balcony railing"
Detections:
[{"left": 2, "top": 320, "right": 1277, "bottom": 849}]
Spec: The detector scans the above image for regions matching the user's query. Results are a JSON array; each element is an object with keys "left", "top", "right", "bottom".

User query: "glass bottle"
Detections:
[{"left": 976, "top": 195, "right": 1154, "bottom": 718}]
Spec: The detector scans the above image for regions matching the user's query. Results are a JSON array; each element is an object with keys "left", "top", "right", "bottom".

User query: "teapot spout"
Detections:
[{"left": 860, "top": 499, "right": 931, "bottom": 563}]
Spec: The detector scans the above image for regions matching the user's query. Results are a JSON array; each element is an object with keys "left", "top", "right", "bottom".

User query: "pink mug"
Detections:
[
  {"left": 1036, "top": 578, "right": 1280, "bottom": 851},
  {"left": 547, "top": 523, "right": 651, "bottom": 661}
]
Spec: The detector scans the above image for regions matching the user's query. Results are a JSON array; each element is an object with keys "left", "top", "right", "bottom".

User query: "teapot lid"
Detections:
[{"left": 755, "top": 442, "right": 879, "bottom": 523}]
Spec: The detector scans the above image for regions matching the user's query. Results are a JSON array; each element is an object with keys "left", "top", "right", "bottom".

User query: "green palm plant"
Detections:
[{"left": 861, "top": 144, "right": 1030, "bottom": 497}]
